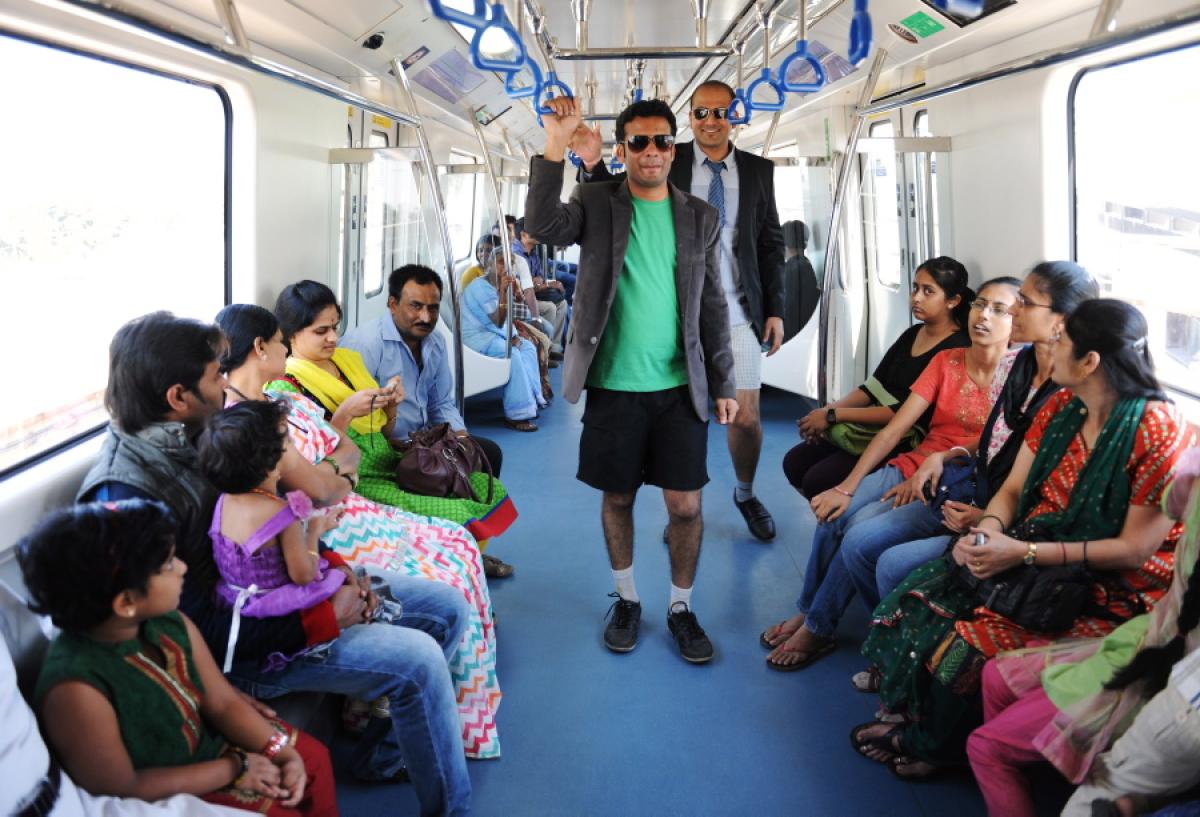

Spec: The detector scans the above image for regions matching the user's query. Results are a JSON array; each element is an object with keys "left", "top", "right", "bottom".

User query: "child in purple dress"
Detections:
[{"left": 198, "top": 401, "right": 347, "bottom": 671}]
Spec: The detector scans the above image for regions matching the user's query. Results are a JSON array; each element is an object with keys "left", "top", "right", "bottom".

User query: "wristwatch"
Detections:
[
  {"left": 1023, "top": 541, "right": 1038, "bottom": 566},
  {"left": 826, "top": 408, "right": 837, "bottom": 426}
]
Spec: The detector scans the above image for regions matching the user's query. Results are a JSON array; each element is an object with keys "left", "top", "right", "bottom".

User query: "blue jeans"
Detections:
[
  {"left": 549, "top": 261, "right": 576, "bottom": 303},
  {"left": 230, "top": 570, "right": 472, "bottom": 817},
  {"left": 874, "top": 534, "right": 952, "bottom": 604},
  {"left": 796, "top": 466, "right": 903, "bottom": 638},
  {"left": 838, "top": 495, "right": 953, "bottom": 610}
]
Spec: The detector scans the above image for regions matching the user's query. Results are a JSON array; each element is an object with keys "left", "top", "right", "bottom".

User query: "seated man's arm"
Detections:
[{"left": 428, "top": 339, "right": 467, "bottom": 432}]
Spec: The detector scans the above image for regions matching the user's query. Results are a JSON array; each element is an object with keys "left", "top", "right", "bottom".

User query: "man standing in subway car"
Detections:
[
  {"left": 525, "top": 95, "right": 737, "bottom": 664},
  {"left": 573, "top": 80, "right": 786, "bottom": 544}
]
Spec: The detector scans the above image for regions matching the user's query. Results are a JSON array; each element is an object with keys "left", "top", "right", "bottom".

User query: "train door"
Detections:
[
  {"left": 341, "top": 111, "right": 426, "bottom": 330},
  {"left": 858, "top": 113, "right": 952, "bottom": 374},
  {"left": 761, "top": 148, "right": 834, "bottom": 399}
]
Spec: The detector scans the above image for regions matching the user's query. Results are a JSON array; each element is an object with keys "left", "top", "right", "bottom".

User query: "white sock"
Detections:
[
  {"left": 669, "top": 583, "right": 693, "bottom": 611},
  {"left": 735, "top": 480, "right": 755, "bottom": 502},
  {"left": 612, "top": 566, "right": 639, "bottom": 603}
]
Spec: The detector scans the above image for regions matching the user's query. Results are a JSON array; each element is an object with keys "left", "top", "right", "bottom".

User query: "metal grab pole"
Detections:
[
  {"left": 388, "top": 57, "right": 467, "bottom": 411},
  {"left": 468, "top": 111, "right": 518, "bottom": 359},
  {"left": 816, "top": 48, "right": 887, "bottom": 405},
  {"left": 211, "top": 0, "right": 250, "bottom": 51}
]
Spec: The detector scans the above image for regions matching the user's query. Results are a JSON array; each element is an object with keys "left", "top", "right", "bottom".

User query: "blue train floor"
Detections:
[{"left": 333, "top": 372, "right": 991, "bottom": 817}]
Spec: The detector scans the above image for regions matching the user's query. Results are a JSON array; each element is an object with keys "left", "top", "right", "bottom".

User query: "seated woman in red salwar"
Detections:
[
  {"left": 20, "top": 499, "right": 338, "bottom": 817},
  {"left": 852, "top": 299, "right": 1190, "bottom": 780}
]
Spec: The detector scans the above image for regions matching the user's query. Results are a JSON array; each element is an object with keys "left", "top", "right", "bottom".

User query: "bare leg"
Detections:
[
  {"left": 663, "top": 489, "right": 703, "bottom": 587},
  {"left": 601, "top": 491, "right": 637, "bottom": 570},
  {"left": 727, "top": 388, "right": 763, "bottom": 485}
]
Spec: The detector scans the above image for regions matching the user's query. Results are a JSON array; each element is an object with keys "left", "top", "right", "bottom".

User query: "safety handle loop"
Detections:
[
  {"left": 427, "top": 0, "right": 488, "bottom": 29},
  {"left": 504, "top": 57, "right": 542, "bottom": 99},
  {"left": 848, "top": 0, "right": 872, "bottom": 66},
  {"left": 536, "top": 71, "right": 575, "bottom": 115},
  {"left": 470, "top": 3, "right": 527, "bottom": 73},
  {"left": 632, "top": 87, "right": 644, "bottom": 103},
  {"left": 930, "top": 0, "right": 984, "bottom": 16},
  {"left": 745, "top": 68, "right": 786, "bottom": 112},
  {"left": 779, "top": 42, "right": 827, "bottom": 93},
  {"left": 726, "top": 88, "right": 752, "bottom": 125}
]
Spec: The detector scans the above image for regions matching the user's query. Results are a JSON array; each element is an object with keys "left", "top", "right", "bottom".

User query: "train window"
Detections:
[
  {"left": 861, "top": 120, "right": 904, "bottom": 289},
  {"left": 912, "top": 110, "right": 941, "bottom": 257},
  {"left": 0, "top": 34, "right": 227, "bottom": 476},
  {"left": 442, "top": 150, "right": 479, "bottom": 262},
  {"left": 1072, "top": 45, "right": 1200, "bottom": 399},
  {"left": 362, "top": 131, "right": 396, "bottom": 297}
]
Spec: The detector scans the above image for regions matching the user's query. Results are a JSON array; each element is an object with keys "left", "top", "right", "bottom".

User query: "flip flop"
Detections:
[
  {"left": 759, "top": 619, "right": 799, "bottom": 649},
  {"left": 850, "top": 721, "right": 903, "bottom": 765},
  {"left": 765, "top": 637, "right": 836, "bottom": 672}
]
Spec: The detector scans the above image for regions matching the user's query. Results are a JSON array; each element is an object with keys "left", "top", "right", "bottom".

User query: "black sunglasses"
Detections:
[
  {"left": 624, "top": 134, "right": 675, "bottom": 153},
  {"left": 691, "top": 107, "right": 729, "bottom": 121}
]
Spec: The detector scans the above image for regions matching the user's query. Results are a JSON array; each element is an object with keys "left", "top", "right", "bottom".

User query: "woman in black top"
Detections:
[{"left": 782, "top": 257, "right": 973, "bottom": 500}]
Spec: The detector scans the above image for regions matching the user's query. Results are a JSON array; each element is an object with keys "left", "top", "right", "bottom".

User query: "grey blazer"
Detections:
[{"left": 523, "top": 155, "right": 735, "bottom": 421}]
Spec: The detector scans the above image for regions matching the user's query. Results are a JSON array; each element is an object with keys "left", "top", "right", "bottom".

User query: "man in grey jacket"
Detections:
[{"left": 524, "top": 96, "right": 737, "bottom": 664}]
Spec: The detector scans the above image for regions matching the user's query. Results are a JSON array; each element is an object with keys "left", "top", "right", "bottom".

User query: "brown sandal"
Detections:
[{"left": 503, "top": 418, "right": 538, "bottom": 432}]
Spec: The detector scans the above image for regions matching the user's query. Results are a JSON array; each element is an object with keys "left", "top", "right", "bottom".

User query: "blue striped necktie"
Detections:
[{"left": 704, "top": 158, "right": 727, "bottom": 226}]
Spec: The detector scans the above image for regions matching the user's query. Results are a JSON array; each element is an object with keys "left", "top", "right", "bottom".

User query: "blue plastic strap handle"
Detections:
[
  {"left": 504, "top": 57, "right": 542, "bottom": 99},
  {"left": 779, "top": 41, "right": 827, "bottom": 93},
  {"left": 745, "top": 68, "right": 786, "bottom": 112},
  {"left": 566, "top": 150, "right": 583, "bottom": 168},
  {"left": 848, "top": 0, "right": 872, "bottom": 66},
  {"left": 930, "top": 0, "right": 984, "bottom": 16},
  {"left": 536, "top": 71, "right": 574, "bottom": 115},
  {"left": 726, "top": 88, "right": 752, "bottom": 125},
  {"left": 633, "top": 88, "right": 644, "bottom": 103},
  {"left": 427, "top": 0, "right": 488, "bottom": 29},
  {"left": 470, "top": 3, "right": 526, "bottom": 73}
]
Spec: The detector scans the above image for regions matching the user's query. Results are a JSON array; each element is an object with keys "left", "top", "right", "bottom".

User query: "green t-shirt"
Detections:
[{"left": 587, "top": 196, "right": 688, "bottom": 391}]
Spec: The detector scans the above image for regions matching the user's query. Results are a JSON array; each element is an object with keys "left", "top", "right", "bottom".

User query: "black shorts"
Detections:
[{"left": 577, "top": 386, "right": 709, "bottom": 493}]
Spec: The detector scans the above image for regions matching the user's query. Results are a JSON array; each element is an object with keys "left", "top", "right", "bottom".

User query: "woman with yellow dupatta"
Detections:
[{"left": 266, "top": 280, "right": 516, "bottom": 542}]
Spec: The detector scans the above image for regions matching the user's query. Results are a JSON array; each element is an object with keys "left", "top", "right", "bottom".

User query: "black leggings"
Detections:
[{"left": 781, "top": 438, "right": 862, "bottom": 500}]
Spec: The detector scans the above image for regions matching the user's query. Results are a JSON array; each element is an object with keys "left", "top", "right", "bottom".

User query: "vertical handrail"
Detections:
[
  {"left": 468, "top": 109, "right": 517, "bottom": 359},
  {"left": 816, "top": 48, "right": 887, "bottom": 404},
  {"left": 388, "top": 57, "right": 467, "bottom": 411}
]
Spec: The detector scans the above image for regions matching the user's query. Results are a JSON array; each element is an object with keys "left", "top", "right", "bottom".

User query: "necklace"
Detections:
[
  {"left": 225, "top": 384, "right": 257, "bottom": 403},
  {"left": 250, "top": 487, "right": 282, "bottom": 501}
]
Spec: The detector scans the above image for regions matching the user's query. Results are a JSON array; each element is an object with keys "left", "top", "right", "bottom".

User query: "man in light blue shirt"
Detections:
[{"left": 342, "top": 264, "right": 512, "bottom": 578}]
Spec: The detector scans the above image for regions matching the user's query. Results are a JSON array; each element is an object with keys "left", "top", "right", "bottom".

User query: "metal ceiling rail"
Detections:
[
  {"left": 60, "top": 0, "right": 421, "bottom": 128},
  {"left": 857, "top": 4, "right": 1200, "bottom": 117},
  {"left": 553, "top": 45, "right": 734, "bottom": 60}
]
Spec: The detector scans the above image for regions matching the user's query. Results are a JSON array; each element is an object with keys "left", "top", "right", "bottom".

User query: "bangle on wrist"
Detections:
[
  {"left": 224, "top": 748, "right": 249, "bottom": 786},
  {"left": 832, "top": 486, "right": 854, "bottom": 498},
  {"left": 323, "top": 456, "right": 340, "bottom": 475},
  {"left": 948, "top": 446, "right": 971, "bottom": 459},
  {"left": 1022, "top": 541, "right": 1038, "bottom": 566},
  {"left": 978, "top": 513, "right": 1006, "bottom": 529},
  {"left": 342, "top": 472, "right": 358, "bottom": 489},
  {"left": 262, "top": 731, "right": 287, "bottom": 761}
]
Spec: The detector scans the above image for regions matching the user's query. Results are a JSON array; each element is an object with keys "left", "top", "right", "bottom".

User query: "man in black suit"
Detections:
[{"left": 573, "top": 80, "right": 785, "bottom": 542}]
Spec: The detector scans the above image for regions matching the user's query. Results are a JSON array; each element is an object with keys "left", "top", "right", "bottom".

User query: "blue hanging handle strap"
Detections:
[
  {"left": 504, "top": 57, "right": 542, "bottom": 99},
  {"left": 848, "top": 0, "right": 872, "bottom": 66},
  {"left": 427, "top": 0, "right": 488, "bottom": 29},
  {"left": 536, "top": 70, "right": 575, "bottom": 115},
  {"left": 726, "top": 88, "right": 752, "bottom": 125},
  {"left": 929, "top": 0, "right": 984, "bottom": 16},
  {"left": 470, "top": 3, "right": 527, "bottom": 72},
  {"left": 745, "top": 67, "right": 786, "bottom": 112},
  {"left": 779, "top": 40, "right": 826, "bottom": 93}
]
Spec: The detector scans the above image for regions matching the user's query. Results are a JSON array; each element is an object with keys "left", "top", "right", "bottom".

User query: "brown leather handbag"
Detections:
[{"left": 392, "top": 423, "right": 494, "bottom": 503}]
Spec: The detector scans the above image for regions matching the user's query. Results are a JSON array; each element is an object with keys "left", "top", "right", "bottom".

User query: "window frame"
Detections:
[
  {"left": 0, "top": 31, "right": 233, "bottom": 481},
  {"left": 1067, "top": 40, "right": 1200, "bottom": 401}
]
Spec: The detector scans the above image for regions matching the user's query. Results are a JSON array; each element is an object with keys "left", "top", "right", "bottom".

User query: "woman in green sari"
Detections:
[
  {"left": 266, "top": 280, "right": 517, "bottom": 543},
  {"left": 852, "top": 300, "right": 1190, "bottom": 778}
]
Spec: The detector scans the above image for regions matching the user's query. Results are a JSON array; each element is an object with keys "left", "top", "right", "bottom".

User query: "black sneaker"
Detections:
[
  {"left": 603, "top": 592, "right": 641, "bottom": 653},
  {"left": 667, "top": 602, "right": 714, "bottom": 663}
]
